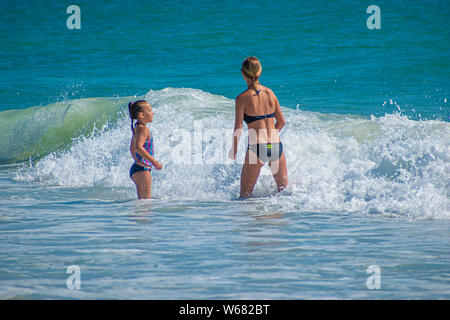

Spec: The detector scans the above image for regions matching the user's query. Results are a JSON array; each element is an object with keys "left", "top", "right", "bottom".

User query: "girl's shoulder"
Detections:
[{"left": 134, "top": 123, "right": 150, "bottom": 136}]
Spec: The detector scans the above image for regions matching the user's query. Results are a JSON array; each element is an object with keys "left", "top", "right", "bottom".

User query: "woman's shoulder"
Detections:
[
  {"left": 261, "top": 86, "right": 278, "bottom": 103},
  {"left": 236, "top": 89, "right": 252, "bottom": 100},
  {"left": 260, "top": 85, "right": 275, "bottom": 96},
  {"left": 236, "top": 85, "right": 267, "bottom": 100}
]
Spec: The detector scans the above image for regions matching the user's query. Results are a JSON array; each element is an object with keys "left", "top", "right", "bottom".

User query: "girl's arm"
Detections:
[
  {"left": 134, "top": 126, "right": 163, "bottom": 169},
  {"left": 130, "top": 136, "right": 150, "bottom": 168},
  {"left": 229, "top": 96, "right": 245, "bottom": 159}
]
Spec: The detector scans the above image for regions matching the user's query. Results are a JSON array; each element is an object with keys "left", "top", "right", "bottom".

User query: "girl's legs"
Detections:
[
  {"left": 131, "top": 171, "right": 152, "bottom": 199},
  {"left": 240, "top": 150, "right": 264, "bottom": 198},
  {"left": 268, "top": 152, "right": 288, "bottom": 192}
]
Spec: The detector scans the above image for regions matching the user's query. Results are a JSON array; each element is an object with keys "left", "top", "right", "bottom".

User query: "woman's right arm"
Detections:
[{"left": 273, "top": 94, "right": 285, "bottom": 131}]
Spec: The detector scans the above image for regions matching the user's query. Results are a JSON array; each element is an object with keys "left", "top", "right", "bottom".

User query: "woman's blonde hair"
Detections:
[{"left": 241, "top": 56, "right": 262, "bottom": 92}]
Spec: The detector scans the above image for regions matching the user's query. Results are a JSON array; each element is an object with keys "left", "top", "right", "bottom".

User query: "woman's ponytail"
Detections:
[{"left": 241, "top": 56, "right": 262, "bottom": 94}]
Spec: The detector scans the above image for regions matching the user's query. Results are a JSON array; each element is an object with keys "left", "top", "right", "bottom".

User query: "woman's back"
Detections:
[{"left": 239, "top": 85, "right": 281, "bottom": 145}]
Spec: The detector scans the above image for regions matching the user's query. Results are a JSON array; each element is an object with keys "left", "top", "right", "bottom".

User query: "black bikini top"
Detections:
[
  {"left": 244, "top": 112, "right": 276, "bottom": 125},
  {"left": 242, "top": 87, "right": 276, "bottom": 124}
]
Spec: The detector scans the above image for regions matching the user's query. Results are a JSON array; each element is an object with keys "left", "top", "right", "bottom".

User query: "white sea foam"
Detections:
[{"left": 16, "top": 88, "right": 450, "bottom": 220}]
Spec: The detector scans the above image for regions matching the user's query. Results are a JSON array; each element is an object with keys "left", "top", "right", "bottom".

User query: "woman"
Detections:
[{"left": 229, "top": 56, "right": 288, "bottom": 198}]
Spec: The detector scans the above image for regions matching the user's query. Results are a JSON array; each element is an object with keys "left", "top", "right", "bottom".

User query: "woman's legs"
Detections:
[
  {"left": 240, "top": 150, "right": 264, "bottom": 198},
  {"left": 131, "top": 171, "right": 152, "bottom": 199},
  {"left": 269, "top": 152, "right": 288, "bottom": 192}
]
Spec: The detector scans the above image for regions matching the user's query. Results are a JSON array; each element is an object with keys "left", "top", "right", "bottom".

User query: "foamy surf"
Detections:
[{"left": 14, "top": 88, "right": 450, "bottom": 220}]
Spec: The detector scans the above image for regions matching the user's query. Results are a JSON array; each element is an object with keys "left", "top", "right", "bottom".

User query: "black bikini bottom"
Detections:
[{"left": 247, "top": 142, "right": 283, "bottom": 163}]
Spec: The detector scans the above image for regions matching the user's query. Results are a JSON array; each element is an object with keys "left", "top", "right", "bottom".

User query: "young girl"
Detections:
[{"left": 128, "top": 100, "right": 163, "bottom": 199}]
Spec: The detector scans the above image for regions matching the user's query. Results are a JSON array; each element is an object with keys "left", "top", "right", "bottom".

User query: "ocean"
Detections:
[{"left": 0, "top": 0, "right": 449, "bottom": 299}]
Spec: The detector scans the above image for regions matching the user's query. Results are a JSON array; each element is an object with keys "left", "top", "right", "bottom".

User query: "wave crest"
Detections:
[{"left": 13, "top": 88, "right": 450, "bottom": 220}]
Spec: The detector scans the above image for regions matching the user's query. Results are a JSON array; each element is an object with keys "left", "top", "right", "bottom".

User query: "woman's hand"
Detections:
[{"left": 228, "top": 148, "right": 236, "bottom": 160}]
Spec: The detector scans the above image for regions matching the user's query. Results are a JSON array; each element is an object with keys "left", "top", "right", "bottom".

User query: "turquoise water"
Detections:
[{"left": 0, "top": 1, "right": 449, "bottom": 299}]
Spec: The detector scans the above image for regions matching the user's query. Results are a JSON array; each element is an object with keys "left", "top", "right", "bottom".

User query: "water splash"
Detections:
[{"left": 14, "top": 88, "right": 450, "bottom": 220}]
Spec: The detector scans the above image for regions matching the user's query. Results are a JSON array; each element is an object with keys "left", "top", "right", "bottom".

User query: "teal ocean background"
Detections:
[{"left": 0, "top": 0, "right": 449, "bottom": 299}]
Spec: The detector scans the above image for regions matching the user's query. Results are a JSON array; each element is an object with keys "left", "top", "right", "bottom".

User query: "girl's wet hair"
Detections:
[{"left": 128, "top": 100, "right": 148, "bottom": 133}]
